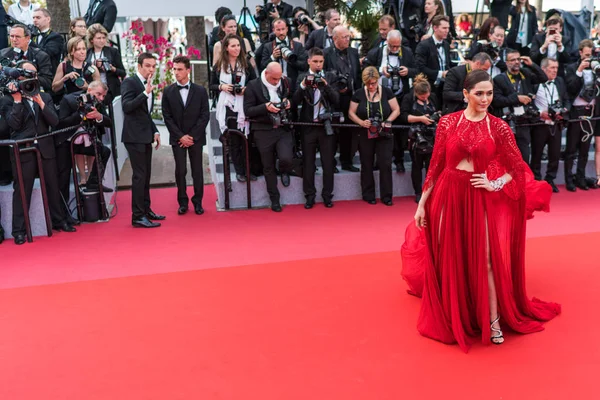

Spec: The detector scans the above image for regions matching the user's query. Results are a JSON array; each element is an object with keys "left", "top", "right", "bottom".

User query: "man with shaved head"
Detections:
[
  {"left": 324, "top": 25, "right": 362, "bottom": 172},
  {"left": 244, "top": 61, "right": 295, "bottom": 212}
]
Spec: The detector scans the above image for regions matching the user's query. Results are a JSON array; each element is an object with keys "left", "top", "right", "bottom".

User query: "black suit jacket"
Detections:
[
  {"left": 363, "top": 45, "right": 418, "bottom": 100},
  {"left": 120, "top": 75, "right": 158, "bottom": 144},
  {"left": 564, "top": 61, "right": 599, "bottom": 106},
  {"left": 84, "top": 0, "right": 117, "bottom": 32},
  {"left": 0, "top": 92, "right": 58, "bottom": 159},
  {"left": 0, "top": 47, "right": 53, "bottom": 92},
  {"left": 532, "top": 77, "right": 570, "bottom": 113},
  {"left": 162, "top": 83, "right": 210, "bottom": 146},
  {"left": 57, "top": 91, "right": 112, "bottom": 145},
  {"left": 401, "top": 0, "right": 423, "bottom": 51},
  {"left": 292, "top": 71, "right": 340, "bottom": 122},
  {"left": 305, "top": 28, "right": 334, "bottom": 51},
  {"left": 506, "top": 6, "right": 538, "bottom": 48},
  {"left": 415, "top": 37, "right": 451, "bottom": 87},
  {"left": 442, "top": 64, "right": 470, "bottom": 114},
  {"left": 529, "top": 33, "right": 570, "bottom": 76},
  {"left": 399, "top": 89, "right": 439, "bottom": 124},
  {"left": 260, "top": 40, "right": 308, "bottom": 89},
  {"left": 243, "top": 76, "right": 293, "bottom": 131},
  {"left": 323, "top": 46, "right": 362, "bottom": 93},
  {"left": 255, "top": 1, "right": 293, "bottom": 31},
  {"left": 492, "top": 63, "right": 548, "bottom": 114},
  {"left": 490, "top": 0, "right": 512, "bottom": 29},
  {"left": 86, "top": 46, "right": 126, "bottom": 97},
  {"left": 31, "top": 30, "right": 64, "bottom": 73}
]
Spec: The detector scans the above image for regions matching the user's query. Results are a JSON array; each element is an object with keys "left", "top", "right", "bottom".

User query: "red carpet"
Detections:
[{"left": 0, "top": 187, "right": 599, "bottom": 398}]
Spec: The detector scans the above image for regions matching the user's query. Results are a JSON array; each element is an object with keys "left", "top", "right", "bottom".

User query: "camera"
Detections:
[
  {"left": 429, "top": 110, "right": 442, "bottom": 123},
  {"left": 319, "top": 110, "right": 344, "bottom": 136},
  {"left": 388, "top": 66, "right": 402, "bottom": 93},
  {"left": 295, "top": 13, "right": 310, "bottom": 26},
  {"left": 4, "top": 14, "right": 40, "bottom": 37},
  {"left": 276, "top": 44, "right": 297, "bottom": 63},
  {"left": 305, "top": 73, "right": 325, "bottom": 89},
  {"left": 269, "top": 99, "right": 290, "bottom": 128},
  {"left": 76, "top": 92, "right": 103, "bottom": 118},
  {"left": 408, "top": 14, "right": 425, "bottom": 38},
  {"left": 94, "top": 57, "right": 111, "bottom": 73},
  {"left": 368, "top": 112, "right": 391, "bottom": 138},
  {"left": 478, "top": 40, "right": 499, "bottom": 59},
  {"left": 409, "top": 124, "right": 435, "bottom": 154},
  {"left": 0, "top": 66, "right": 40, "bottom": 97},
  {"left": 232, "top": 71, "right": 244, "bottom": 95},
  {"left": 333, "top": 72, "right": 351, "bottom": 93},
  {"left": 547, "top": 100, "right": 567, "bottom": 121}
]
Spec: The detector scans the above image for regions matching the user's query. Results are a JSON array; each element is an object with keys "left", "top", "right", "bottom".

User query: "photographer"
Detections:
[
  {"left": 52, "top": 37, "right": 100, "bottom": 95},
  {"left": 209, "top": 7, "right": 255, "bottom": 54},
  {"left": 492, "top": 50, "right": 547, "bottom": 162},
  {"left": 293, "top": 47, "right": 339, "bottom": 209},
  {"left": 469, "top": 25, "right": 508, "bottom": 78},
  {"left": 212, "top": 15, "right": 257, "bottom": 73},
  {"left": 305, "top": 9, "right": 341, "bottom": 51},
  {"left": 443, "top": 53, "right": 492, "bottom": 115},
  {"left": 467, "top": 17, "right": 499, "bottom": 59},
  {"left": 255, "top": 0, "right": 293, "bottom": 34},
  {"left": 7, "top": 0, "right": 39, "bottom": 25},
  {"left": 348, "top": 67, "right": 400, "bottom": 206},
  {"left": 399, "top": 74, "right": 439, "bottom": 203},
  {"left": 564, "top": 40, "right": 598, "bottom": 191},
  {"left": 291, "top": 7, "right": 321, "bottom": 47},
  {"left": 56, "top": 81, "right": 113, "bottom": 220},
  {"left": 0, "top": 61, "right": 76, "bottom": 245},
  {"left": 260, "top": 18, "right": 308, "bottom": 90},
  {"left": 530, "top": 17, "right": 570, "bottom": 77},
  {"left": 243, "top": 62, "right": 294, "bottom": 212},
  {"left": 86, "top": 23, "right": 126, "bottom": 102},
  {"left": 31, "top": 9, "right": 64, "bottom": 73},
  {"left": 0, "top": 24, "right": 53, "bottom": 92},
  {"left": 369, "top": 15, "right": 396, "bottom": 52},
  {"left": 415, "top": 15, "right": 452, "bottom": 102},
  {"left": 531, "top": 58, "right": 568, "bottom": 193},
  {"left": 211, "top": 34, "right": 258, "bottom": 183}
]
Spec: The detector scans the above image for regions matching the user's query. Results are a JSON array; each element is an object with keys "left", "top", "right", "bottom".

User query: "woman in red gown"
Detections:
[{"left": 401, "top": 70, "right": 561, "bottom": 352}]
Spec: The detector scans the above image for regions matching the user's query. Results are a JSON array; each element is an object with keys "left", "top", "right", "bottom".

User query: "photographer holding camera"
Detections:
[
  {"left": 530, "top": 58, "right": 568, "bottom": 193},
  {"left": 0, "top": 24, "right": 53, "bottom": 92},
  {"left": 469, "top": 25, "right": 508, "bottom": 79},
  {"left": 7, "top": 0, "right": 39, "bottom": 26},
  {"left": 31, "top": 9, "right": 64, "bottom": 74},
  {"left": 443, "top": 53, "right": 492, "bottom": 115},
  {"left": 52, "top": 37, "right": 100, "bottom": 95},
  {"left": 0, "top": 61, "right": 76, "bottom": 245},
  {"left": 244, "top": 62, "right": 294, "bottom": 212},
  {"left": 564, "top": 40, "right": 599, "bottom": 191},
  {"left": 305, "top": 9, "right": 341, "bottom": 51},
  {"left": 369, "top": 15, "right": 396, "bottom": 52},
  {"left": 255, "top": 0, "right": 293, "bottom": 34},
  {"left": 261, "top": 18, "right": 308, "bottom": 90},
  {"left": 290, "top": 7, "right": 321, "bottom": 47},
  {"left": 492, "top": 50, "right": 547, "bottom": 162},
  {"left": 399, "top": 73, "right": 440, "bottom": 203},
  {"left": 86, "top": 23, "right": 126, "bottom": 103},
  {"left": 530, "top": 17, "right": 569, "bottom": 76},
  {"left": 293, "top": 47, "right": 339, "bottom": 209},
  {"left": 348, "top": 67, "right": 400, "bottom": 206},
  {"left": 212, "top": 15, "right": 257, "bottom": 73},
  {"left": 211, "top": 34, "right": 257, "bottom": 183},
  {"left": 56, "top": 81, "right": 113, "bottom": 220}
]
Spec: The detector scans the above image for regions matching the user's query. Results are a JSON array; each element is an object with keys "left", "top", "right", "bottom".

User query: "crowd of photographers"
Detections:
[
  {"left": 0, "top": 4, "right": 121, "bottom": 244},
  {"left": 209, "top": 1, "right": 600, "bottom": 213}
]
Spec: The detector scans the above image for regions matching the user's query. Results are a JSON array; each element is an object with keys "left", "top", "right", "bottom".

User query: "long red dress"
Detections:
[{"left": 401, "top": 111, "right": 561, "bottom": 352}]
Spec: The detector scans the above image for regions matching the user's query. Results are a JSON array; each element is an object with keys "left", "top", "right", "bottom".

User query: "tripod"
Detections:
[
  {"left": 238, "top": 0, "right": 259, "bottom": 34},
  {"left": 382, "top": 0, "right": 401, "bottom": 28}
]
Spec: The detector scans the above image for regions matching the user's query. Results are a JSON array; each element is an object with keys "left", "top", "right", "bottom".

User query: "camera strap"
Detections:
[
  {"left": 542, "top": 83, "right": 556, "bottom": 105},
  {"left": 365, "top": 87, "right": 383, "bottom": 119},
  {"left": 507, "top": 72, "right": 525, "bottom": 93}
]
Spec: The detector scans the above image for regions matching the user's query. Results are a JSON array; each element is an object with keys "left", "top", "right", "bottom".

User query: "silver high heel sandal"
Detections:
[{"left": 490, "top": 316, "right": 504, "bottom": 345}]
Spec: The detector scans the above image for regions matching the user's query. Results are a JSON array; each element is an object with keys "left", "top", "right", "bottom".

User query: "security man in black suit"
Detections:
[
  {"left": 31, "top": 8, "right": 65, "bottom": 73},
  {"left": 0, "top": 24, "right": 53, "bottom": 92},
  {"left": 531, "top": 58, "right": 568, "bottom": 193},
  {"left": 83, "top": 0, "right": 117, "bottom": 32},
  {"left": 260, "top": 18, "right": 308, "bottom": 91},
  {"left": 162, "top": 55, "right": 210, "bottom": 216},
  {"left": 254, "top": 0, "right": 294, "bottom": 36},
  {"left": 492, "top": 49, "right": 548, "bottom": 162},
  {"left": 304, "top": 9, "right": 342, "bottom": 51},
  {"left": 121, "top": 52, "right": 165, "bottom": 228},
  {"left": 0, "top": 61, "right": 75, "bottom": 245},
  {"left": 443, "top": 52, "right": 492, "bottom": 115},
  {"left": 529, "top": 17, "right": 570, "bottom": 77},
  {"left": 324, "top": 26, "right": 361, "bottom": 172},
  {"left": 415, "top": 16, "right": 452, "bottom": 105},
  {"left": 293, "top": 47, "right": 339, "bottom": 209},
  {"left": 244, "top": 62, "right": 294, "bottom": 212},
  {"left": 56, "top": 81, "right": 113, "bottom": 220}
]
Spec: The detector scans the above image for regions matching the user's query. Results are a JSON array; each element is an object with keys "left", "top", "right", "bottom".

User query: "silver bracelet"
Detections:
[{"left": 490, "top": 177, "right": 506, "bottom": 192}]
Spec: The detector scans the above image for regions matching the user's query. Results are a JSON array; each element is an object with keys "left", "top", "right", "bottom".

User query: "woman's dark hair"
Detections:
[
  {"left": 477, "top": 17, "right": 500, "bottom": 40},
  {"left": 218, "top": 15, "right": 238, "bottom": 40},
  {"left": 463, "top": 70, "right": 492, "bottom": 91},
  {"left": 215, "top": 34, "right": 248, "bottom": 73},
  {"left": 292, "top": 6, "right": 308, "bottom": 17},
  {"left": 413, "top": 73, "right": 431, "bottom": 96}
]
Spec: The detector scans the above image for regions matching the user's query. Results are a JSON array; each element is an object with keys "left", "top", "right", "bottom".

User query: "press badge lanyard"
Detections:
[{"left": 366, "top": 87, "right": 384, "bottom": 119}]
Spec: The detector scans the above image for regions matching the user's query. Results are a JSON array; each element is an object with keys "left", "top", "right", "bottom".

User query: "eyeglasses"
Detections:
[
  {"left": 75, "top": 25, "right": 87, "bottom": 28},
  {"left": 506, "top": 58, "right": 521, "bottom": 63}
]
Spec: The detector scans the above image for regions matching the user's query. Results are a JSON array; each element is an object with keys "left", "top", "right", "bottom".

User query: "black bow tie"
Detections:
[
  {"left": 435, "top": 43, "right": 444, "bottom": 49},
  {"left": 178, "top": 84, "right": 189, "bottom": 90},
  {"left": 142, "top": 80, "right": 147, "bottom": 85},
  {"left": 547, "top": 80, "right": 554, "bottom": 85},
  {"left": 389, "top": 52, "right": 399, "bottom": 56},
  {"left": 277, "top": 40, "right": 287, "bottom": 46}
]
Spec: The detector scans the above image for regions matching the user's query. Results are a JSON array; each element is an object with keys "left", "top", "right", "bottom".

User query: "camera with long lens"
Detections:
[
  {"left": 276, "top": 44, "right": 297, "bottom": 62},
  {"left": 478, "top": 40, "right": 499, "bottom": 59},
  {"left": 305, "top": 73, "right": 325, "bottom": 89},
  {"left": 232, "top": 71, "right": 244, "bottom": 95},
  {"left": 295, "top": 13, "right": 310, "bottom": 26},
  {"left": 388, "top": 65, "right": 402, "bottom": 92},
  {"left": 408, "top": 14, "right": 425, "bottom": 38},
  {"left": 76, "top": 92, "right": 103, "bottom": 119},
  {"left": 408, "top": 110, "right": 440, "bottom": 154},
  {"left": 71, "top": 64, "right": 97, "bottom": 88},
  {"left": 269, "top": 99, "right": 290, "bottom": 128},
  {"left": 334, "top": 72, "right": 351, "bottom": 93},
  {"left": 319, "top": 110, "right": 344, "bottom": 136},
  {"left": 368, "top": 112, "right": 392, "bottom": 138},
  {"left": 94, "top": 57, "right": 111, "bottom": 72},
  {"left": 4, "top": 15, "right": 40, "bottom": 37},
  {"left": 0, "top": 66, "right": 40, "bottom": 97},
  {"left": 547, "top": 100, "right": 568, "bottom": 121}
]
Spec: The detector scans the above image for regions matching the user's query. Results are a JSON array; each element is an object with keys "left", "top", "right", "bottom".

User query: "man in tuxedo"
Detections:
[
  {"left": 443, "top": 52, "right": 492, "bottom": 115},
  {"left": 244, "top": 62, "right": 294, "bottom": 212},
  {"left": 492, "top": 50, "right": 548, "bottom": 162},
  {"left": 469, "top": 25, "right": 508, "bottom": 79},
  {"left": 304, "top": 9, "right": 341, "bottom": 51},
  {"left": 530, "top": 17, "right": 570, "bottom": 78},
  {"left": 324, "top": 26, "right": 361, "bottom": 172},
  {"left": 260, "top": 18, "right": 308, "bottom": 90},
  {"left": 531, "top": 58, "right": 568, "bottom": 193},
  {"left": 121, "top": 52, "right": 165, "bottom": 228},
  {"left": 415, "top": 16, "right": 452, "bottom": 104},
  {"left": 293, "top": 47, "right": 339, "bottom": 209},
  {"left": 84, "top": 0, "right": 117, "bottom": 32},
  {"left": 420, "top": 0, "right": 456, "bottom": 39},
  {"left": 254, "top": 0, "right": 293, "bottom": 34},
  {"left": 368, "top": 15, "right": 396, "bottom": 52},
  {"left": 56, "top": 81, "right": 113, "bottom": 220},
  {"left": 0, "top": 24, "right": 53, "bottom": 92},
  {"left": 0, "top": 62, "right": 76, "bottom": 245},
  {"left": 31, "top": 8, "right": 64, "bottom": 73},
  {"left": 162, "top": 55, "right": 210, "bottom": 216}
]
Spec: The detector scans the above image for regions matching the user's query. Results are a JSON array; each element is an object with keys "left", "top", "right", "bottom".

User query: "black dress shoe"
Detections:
[
  {"left": 365, "top": 199, "right": 377, "bottom": 205},
  {"left": 396, "top": 163, "right": 406, "bottom": 173},
  {"left": 342, "top": 166, "right": 360, "bottom": 172},
  {"left": 236, "top": 173, "right": 247, "bottom": 183},
  {"left": 178, "top": 206, "right": 188, "bottom": 215},
  {"left": 566, "top": 180, "right": 577, "bottom": 192},
  {"left": 53, "top": 223, "right": 77, "bottom": 232},
  {"left": 546, "top": 180, "right": 559, "bottom": 193},
  {"left": 575, "top": 178, "right": 589, "bottom": 191},
  {"left": 324, "top": 200, "right": 334, "bottom": 208},
  {"left": 0, "top": 229, "right": 4, "bottom": 244},
  {"left": 0, "top": 179, "right": 12, "bottom": 186},
  {"left": 383, "top": 199, "right": 393, "bottom": 206},
  {"left": 271, "top": 203, "right": 282, "bottom": 212},
  {"left": 132, "top": 216, "right": 161, "bottom": 228},
  {"left": 334, "top": 167, "right": 340, "bottom": 173},
  {"left": 194, "top": 205, "right": 204, "bottom": 215},
  {"left": 86, "top": 183, "right": 114, "bottom": 193},
  {"left": 14, "top": 234, "right": 25, "bottom": 245},
  {"left": 281, "top": 173, "right": 290, "bottom": 187},
  {"left": 585, "top": 177, "right": 599, "bottom": 189},
  {"left": 250, "top": 174, "right": 258, "bottom": 181},
  {"left": 304, "top": 201, "right": 314, "bottom": 209},
  {"left": 147, "top": 210, "right": 166, "bottom": 220}
]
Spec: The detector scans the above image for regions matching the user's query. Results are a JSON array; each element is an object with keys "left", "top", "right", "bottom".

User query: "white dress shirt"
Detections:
[
  {"left": 432, "top": 37, "right": 447, "bottom": 84},
  {"left": 136, "top": 71, "right": 153, "bottom": 113},
  {"left": 7, "top": 2, "right": 40, "bottom": 25},
  {"left": 176, "top": 79, "right": 190, "bottom": 105}
]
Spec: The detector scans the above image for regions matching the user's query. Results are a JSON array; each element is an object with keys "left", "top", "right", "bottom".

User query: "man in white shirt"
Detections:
[{"left": 7, "top": 0, "right": 40, "bottom": 26}]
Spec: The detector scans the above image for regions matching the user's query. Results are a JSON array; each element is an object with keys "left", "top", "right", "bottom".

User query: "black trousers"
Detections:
[
  {"left": 0, "top": 146, "right": 12, "bottom": 183},
  {"left": 393, "top": 129, "right": 408, "bottom": 166},
  {"left": 74, "top": 142, "right": 111, "bottom": 186},
  {"left": 253, "top": 128, "right": 294, "bottom": 204},
  {"left": 514, "top": 125, "right": 532, "bottom": 163},
  {"left": 55, "top": 141, "right": 73, "bottom": 215},
  {"left": 11, "top": 152, "right": 66, "bottom": 236},
  {"left": 411, "top": 150, "right": 431, "bottom": 195},
  {"left": 358, "top": 132, "right": 394, "bottom": 202},
  {"left": 225, "top": 108, "right": 247, "bottom": 175},
  {"left": 172, "top": 143, "right": 204, "bottom": 208},
  {"left": 530, "top": 124, "right": 562, "bottom": 181},
  {"left": 337, "top": 94, "right": 358, "bottom": 168},
  {"left": 565, "top": 116, "right": 595, "bottom": 181},
  {"left": 302, "top": 126, "right": 335, "bottom": 202},
  {"left": 125, "top": 143, "right": 153, "bottom": 220}
]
